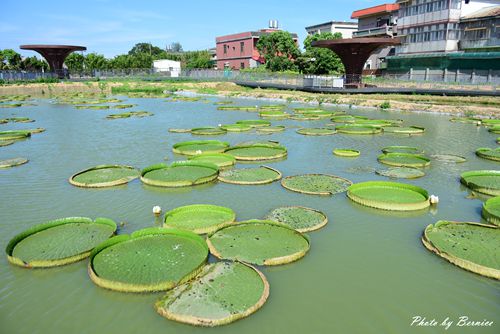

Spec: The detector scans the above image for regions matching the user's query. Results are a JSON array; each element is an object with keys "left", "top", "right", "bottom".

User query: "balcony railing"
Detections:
[
  {"left": 459, "top": 38, "right": 500, "bottom": 51},
  {"left": 353, "top": 26, "right": 394, "bottom": 38}
]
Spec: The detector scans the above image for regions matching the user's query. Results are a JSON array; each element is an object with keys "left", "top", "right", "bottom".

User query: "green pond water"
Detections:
[{"left": 0, "top": 95, "right": 499, "bottom": 334}]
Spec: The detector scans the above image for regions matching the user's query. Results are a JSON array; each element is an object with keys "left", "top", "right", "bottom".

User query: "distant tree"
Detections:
[
  {"left": 168, "top": 42, "right": 183, "bottom": 53},
  {"left": 0, "top": 49, "right": 22, "bottom": 70},
  {"left": 64, "top": 53, "right": 84, "bottom": 72},
  {"left": 184, "top": 51, "right": 212, "bottom": 69},
  {"left": 84, "top": 53, "right": 108, "bottom": 71},
  {"left": 297, "top": 32, "right": 344, "bottom": 75},
  {"left": 256, "top": 31, "right": 300, "bottom": 72},
  {"left": 20, "top": 56, "right": 48, "bottom": 71},
  {"left": 128, "top": 43, "right": 164, "bottom": 57}
]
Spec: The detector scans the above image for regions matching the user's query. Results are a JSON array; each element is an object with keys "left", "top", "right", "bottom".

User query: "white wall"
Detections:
[{"left": 153, "top": 60, "right": 181, "bottom": 77}]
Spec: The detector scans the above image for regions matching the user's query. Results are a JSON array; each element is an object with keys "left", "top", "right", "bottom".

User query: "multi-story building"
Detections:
[
  {"left": 459, "top": 6, "right": 500, "bottom": 52},
  {"left": 215, "top": 24, "right": 298, "bottom": 70},
  {"left": 305, "top": 21, "right": 358, "bottom": 38},
  {"left": 351, "top": 3, "right": 400, "bottom": 70}
]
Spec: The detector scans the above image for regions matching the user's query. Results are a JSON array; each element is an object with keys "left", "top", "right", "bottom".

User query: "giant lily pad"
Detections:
[
  {"left": 382, "top": 146, "right": 423, "bottom": 155},
  {"left": 257, "top": 125, "right": 286, "bottom": 134},
  {"left": 430, "top": 154, "right": 467, "bottom": 163},
  {"left": 155, "top": 261, "right": 269, "bottom": 327},
  {"left": 188, "top": 153, "right": 236, "bottom": 168},
  {"left": 6, "top": 217, "right": 116, "bottom": 268},
  {"left": 347, "top": 181, "right": 430, "bottom": 211},
  {"left": 225, "top": 144, "right": 287, "bottom": 161},
  {"left": 422, "top": 221, "right": 499, "bottom": 279},
  {"left": 173, "top": 140, "right": 230, "bottom": 156},
  {"left": 0, "top": 157, "right": 29, "bottom": 168},
  {"left": 89, "top": 228, "right": 208, "bottom": 292},
  {"left": 220, "top": 124, "right": 252, "bottom": 132},
  {"left": 218, "top": 166, "right": 282, "bottom": 185},
  {"left": 281, "top": 174, "right": 352, "bottom": 195},
  {"left": 333, "top": 149, "right": 360, "bottom": 157},
  {"left": 460, "top": 170, "right": 500, "bottom": 196},
  {"left": 376, "top": 167, "right": 425, "bottom": 179},
  {"left": 141, "top": 161, "right": 219, "bottom": 187},
  {"left": 296, "top": 128, "right": 336, "bottom": 136},
  {"left": 207, "top": 220, "right": 310, "bottom": 265},
  {"left": 164, "top": 204, "right": 236, "bottom": 234},
  {"left": 476, "top": 147, "right": 500, "bottom": 162},
  {"left": 378, "top": 153, "right": 430, "bottom": 168},
  {"left": 382, "top": 126, "right": 425, "bottom": 134},
  {"left": 236, "top": 120, "right": 271, "bottom": 128},
  {"left": 0, "top": 130, "right": 31, "bottom": 141},
  {"left": 259, "top": 110, "right": 289, "bottom": 119},
  {"left": 336, "top": 124, "right": 382, "bottom": 135},
  {"left": 482, "top": 196, "right": 500, "bottom": 226},
  {"left": 69, "top": 165, "right": 140, "bottom": 188},
  {"left": 191, "top": 127, "right": 227, "bottom": 136},
  {"left": 265, "top": 206, "right": 328, "bottom": 232}
]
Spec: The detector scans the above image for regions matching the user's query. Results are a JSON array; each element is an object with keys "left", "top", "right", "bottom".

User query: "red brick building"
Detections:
[{"left": 215, "top": 28, "right": 298, "bottom": 70}]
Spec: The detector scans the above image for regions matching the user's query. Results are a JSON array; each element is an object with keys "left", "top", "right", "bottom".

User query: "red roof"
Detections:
[{"left": 351, "top": 3, "right": 400, "bottom": 19}]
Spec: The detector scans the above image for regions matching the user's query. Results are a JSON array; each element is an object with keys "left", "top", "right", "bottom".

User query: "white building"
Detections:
[
  {"left": 305, "top": 21, "right": 358, "bottom": 38},
  {"left": 152, "top": 59, "right": 181, "bottom": 77}
]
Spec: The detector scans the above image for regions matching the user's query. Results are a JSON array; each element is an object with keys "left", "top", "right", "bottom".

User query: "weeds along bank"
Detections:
[{"left": 0, "top": 80, "right": 498, "bottom": 117}]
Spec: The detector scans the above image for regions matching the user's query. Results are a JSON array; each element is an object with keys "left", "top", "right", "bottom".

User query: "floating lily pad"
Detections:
[
  {"left": 482, "top": 196, "right": 500, "bottom": 226},
  {"left": 220, "top": 124, "right": 252, "bottom": 132},
  {"left": 289, "top": 114, "right": 320, "bottom": 121},
  {"left": 257, "top": 125, "right": 286, "bottom": 133},
  {"left": 460, "top": 170, "right": 500, "bottom": 196},
  {"left": 376, "top": 167, "right": 425, "bottom": 179},
  {"left": 6, "top": 217, "right": 116, "bottom": 268},
  {"left": 75, "top": 105, "right": 110, "bottom": 110},
  {"left": 0, "top": 103, "right": 23, "bottom": 108},
  {"left": 265, "top": 206, "right": 327, "bottom": 232},
  {"left": 89, "top": 228, "right": 208, "bottom": 292},
  {"left": 378, "top": 153, "right": 431, "bottom": 168},
  {"left": 217, "top": 106, "right": 258, "bottom": 112},
  {"left": 0, "top": 157, "right": 29, "bottom": 168},
  {"left": 0, "top": 117, "right": 34, "bottom": 123},
  {"left": 106, "top": 111, "right": 153, "bottom": 119},
  {"left": 191, "top": 127, "right": 227, "bottom": 136},
  {"left": 449, "top": 117, "right": 482, "bottom": 124},
  {"left": 430, "top": 154, "right": 467, "bottom": 163},
  {"left": 225, "top": 144, "right": 287, "bottom": 161},
  {"left": 214, "top": 100, "right": 234, "bottom": 105},
  {"left": 141, "top": 161, "right": 219, "bottom": 187},
  {"left": 347, "top": 181, "right": 430, "bottom": 211},
  {"left": 336, "top": 124, "right": 382, "bottom": 135},
  {"left": 333, "top": 149, "right": 360, "bottom": 157},
  {"left": 236, "top": 120, "right": 271, "bottom": 128},
  {"left": 173, "top": 140, "right": 230, "bottom": 156},
  {"left": 296, "top": 128, "right": 336, "bottom": 136},
  {"left": 218, "top": 166, "right": 282, "bottom": 185},
  {"left": 164, "top": 204, "right": 236, "bottom": 234},
  {"left": 69, "top": 165, "right": 140, "bottom": 188},
  {"left": 207, "top": 220, "right": 310, "bottom": 265},
  {"left": 0, "top": 140, "right": 14, "bottom": 147},
  {"left": 281, "top": 174, "right": 352, "bottom": 195},
  {"left": 155, "top": 261, "right": 269, "bottom": 327},
  {"left": 111, "top": 104, "right": 136, "bottom": 109},
  {"left": 422, "top": 221, "right": 499, "bottom": 279},
  {"left": 382, "top": 146, "right": 423, "bottom": 155},
  {"left": 330, "top": 115, "right": 367, "bottom": 123},
  {"left": 489, "top": 126, "right": 500, "bottom": 134},
  {"left": 0, "top": 130, "right": 31, "bottom": 141},
  {"left": 481, "top": 119, "right": 500, "bottom": 126},
  {"left": 354, "top": 119, "right": 393, "bottom": 127},
  {"left": 382, "top": 126, "right": 425, "bottom": 134},
  {"left": 169, "top": 128, "right": 192, "bottom": 133},
  {"left": 189, "top": 153, "right": 236, "bottom": 168},
  {"left": 259, "top": 110, "right": 289, "bottom": 119},
  {"left": 476, "top": 147, "right": 500, "bottom": 162}
]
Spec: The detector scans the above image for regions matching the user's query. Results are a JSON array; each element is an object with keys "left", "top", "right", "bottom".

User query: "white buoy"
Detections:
[
  {"left": 429, "top": 195, "right": 439, "bottom": 205},
  {"left": 153, "top": 205, "right": 162, "bottom": 216},
  {"left": 195, "top": 150, "right": 202, "bottom": 154},
  {"left": 218, "top": 124, "right": 222, "bottom": 127}
]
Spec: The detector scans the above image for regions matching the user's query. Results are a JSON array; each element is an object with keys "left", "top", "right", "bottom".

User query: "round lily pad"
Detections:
[
  {"left": 89, "top": 228, "right": 208, "bottom": 292},
  {"left": 296, "top": 128, "right": 336, "bottom": 136},
  {"left": 259, "top": 110, "right": 289, "bottom": 119},
  {"left": 164, "top": 204, "right": 236, "bottom": 234},
  {"left": 207, "top": 220, "right": 310, "bottom": 265},
  {"left": 333, "top": 149, "right": 360, "bottom": 157},
  {"left": 265, "top": 206, "right": 327, "bottom": 232},
  {"left": 449, "top": 117, "right": 482, "bottom": 124},
  {"left": 191, "top": 127, "right": 227, "bottom": 136},
  {"left": 422, "top": 221, "right": 499, "bottom": 279},
  {"left": 354, "top": 119, "right": 393, "bottom": 127},
  {"left": 0, "top": 130, "right": 31, "bottom": 141},
  {"left": 476, "top": 147, "right": 500, "bottom": 162},
  {"left": 0, "top": 140, "right": 14, "bottom": 147},
  {"left": 460, "top": 170, "right": 500, "bottom": 196},
  {"left": 106, "top": 111, "right": 153, "bottom": 119},
  {"left": 0, "top": 157, "right": 28, "bottom": 168},
  {"left": 481, "top": 119, "right": 500, "bottom": 126},
  {"left": 289, "top": 114, "right": 320, "bottom": 121},
  {"left": 382, "top": 126, "right": 425, "bottom": 134},
  {"left": 189, "top": 153, "right": 236, "bottom": 168},
  {"left": 225, "top": 144, "right": 287, "bottom": 161},
  {"left": 69, "top": 165, "right": 140, "bottom": 188},
  {"left": 482, "top": 196, "right": 500, "bottom": 226},
  {"left": 220, "top": 124, "right": 252, "bottom": 132},
  {"left": 430, "top": 154, "right": 467, "bottom": 163},
  {"left": 257, "top": 125, "right": 286, "bottom": 133},
  {"left": 236, "top": 120, "right": 271, "bottom": 128},
  {"left": 336, "top": 124, "right": 382, "bottom": 135},
  {"left": 218, "top": 166, "right": 282, "bottom": 185},
  {"left": 75, "top": 105, "right": 110, "bottom": 110},
  {"left": 155, "top": 261, "right": 269, "bottom": 327},
  {"left": 490, "top": 126, "right": 500, "bottom": 134},
  {"left": 376, "top": 167, "right": 425, "bottom": 179},
  {"left": 347, "top": 181, "right": 430, "bottom": 211},
  {"left": 217, "top": 106, "right": 258, "bottom": 111},
  {"left": 382, "top": 146, "right": 423, "bottom": 155},
  {"left": 169, "top": 128, "right": 192, "bottom": 133},
  {"left": 6, "top": 217, "right": 116, "bottom": 268},
  {"left": 173, "top": 140, "right": 230, "bottom": 156},
  {"left": 141, "top": 161, "right": 219, "bottom": 187},
  {"left": 281, "top": 174, "right": 352, "bottom": 195},
  {"left": 378, "top": 153, "right": 431, "bottom": 168},
  {"left": 330, "top": 115, "right": 367, "bottom": 123}
]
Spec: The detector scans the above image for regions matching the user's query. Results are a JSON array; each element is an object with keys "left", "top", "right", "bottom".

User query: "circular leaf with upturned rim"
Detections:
[
  {"left": 265, "top": 206, "right": 327, "bottom": 232},
  {"left": 163, "top": 204, "right": 236, "bottom": 234},
  {"left": 378, "top": 153, "right": 430, "bottom": 168},
  {"left": 69, "top": 165, "right": 139, "bottom": 188},
  {"left": 281, "top": 174, "right": 352, "bottom": 195},
  {"left": 141, "top": 161, "right": 219, "bottom": 187},
  {"left": 218, "top": 166, "right": 282, "bottom": 185},
  {"left": 173, "top": 140, "right": 230, "bottom": 156},
  {"left": 460, "top": 170, "right": 500, "bottom": 196}
]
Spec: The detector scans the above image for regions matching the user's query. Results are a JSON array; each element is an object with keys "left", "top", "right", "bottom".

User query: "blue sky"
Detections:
[{"left": 2, "top": 0, "right": 379, "bottom": 58}]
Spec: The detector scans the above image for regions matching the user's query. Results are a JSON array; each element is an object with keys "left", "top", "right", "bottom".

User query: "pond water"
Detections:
[{"left": 0, "top": 95, "right": 498, "bottom": 334}]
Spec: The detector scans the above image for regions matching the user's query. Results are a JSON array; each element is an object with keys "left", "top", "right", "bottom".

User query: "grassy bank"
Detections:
[{"left": 0, "top": 79, "right": 498, "bottom": 117}]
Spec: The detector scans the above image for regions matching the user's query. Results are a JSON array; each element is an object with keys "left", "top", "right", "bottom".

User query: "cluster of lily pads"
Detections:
[{"left": 0, "top": 128, "right": 45, "bottom": 167}]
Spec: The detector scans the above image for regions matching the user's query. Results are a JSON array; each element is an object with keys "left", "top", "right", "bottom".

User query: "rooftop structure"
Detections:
[
  {"left": 305, "top": 21, "right": 358, "bottom": 38},
  {"left": 20, "top": 44, "right": 86, "bottom": 78}
]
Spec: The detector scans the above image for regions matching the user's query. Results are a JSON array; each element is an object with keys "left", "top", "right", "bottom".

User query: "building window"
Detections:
[
  {"left": 240, "top": 42, "right": 244, "bottom": 53},
  {"left": 223, "top": 44, "right": 227, "bottom": 55},
  {"left": 240, "top": 62, "right": 245, "bottom": 69}
]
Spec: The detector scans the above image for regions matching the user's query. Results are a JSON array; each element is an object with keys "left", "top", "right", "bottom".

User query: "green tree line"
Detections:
[{"left": 0, "top": 49, "right": 48, "bottom": 71}]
